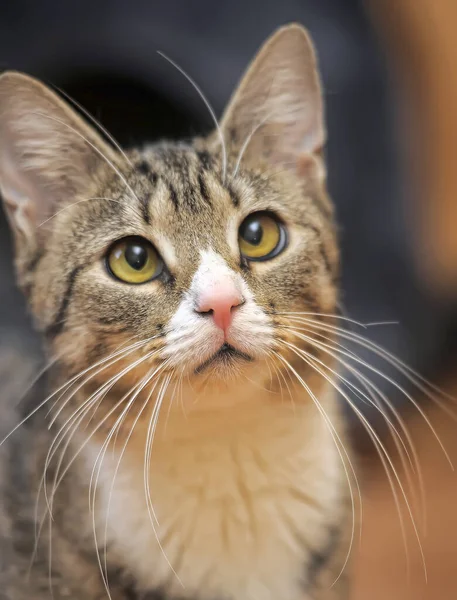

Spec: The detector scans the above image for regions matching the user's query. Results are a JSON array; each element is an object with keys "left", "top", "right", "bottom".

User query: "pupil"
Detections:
[
  {"left": 125, "top": 244, "right": 148, "bottom": 271},
  {"left": 242, "top": 220, "right": 263, "bottom": 246}
]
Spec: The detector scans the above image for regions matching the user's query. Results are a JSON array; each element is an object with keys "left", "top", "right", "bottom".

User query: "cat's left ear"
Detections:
[
  {"left": 0, "top": 71, "right": 120, "bottom": 246},
  {"left": 219, "top": 23, "right": 325, "bottom": 175}
]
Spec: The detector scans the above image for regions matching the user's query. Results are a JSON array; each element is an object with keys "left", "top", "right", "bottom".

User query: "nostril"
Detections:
[
  {"left": 194, "top": 291, "right": 245, "bottom": 332},
  {"left": 230, "top": 298, "right": 245, "bottom": 312},
  {"left": 236, "top": 298, "right": 245, "bottom": 308},
  {"left": 196, "top": 307, "right": 214, "bottom": 317},
  {"left": 196, "top": 298, "right": 245, "bottom": 316}
]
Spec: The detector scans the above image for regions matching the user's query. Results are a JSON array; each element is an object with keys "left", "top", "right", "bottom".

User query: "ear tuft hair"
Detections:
[
  {"left": 219, "top": 24, "right": 325, "bottom": 172},
  {"left": 0, "top": 72, "right": 120, "bottom": 243}
]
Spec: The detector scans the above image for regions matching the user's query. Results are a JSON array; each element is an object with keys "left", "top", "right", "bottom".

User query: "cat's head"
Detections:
[{"left": 0, "top": 24, "right": 338, "bottom": 399}]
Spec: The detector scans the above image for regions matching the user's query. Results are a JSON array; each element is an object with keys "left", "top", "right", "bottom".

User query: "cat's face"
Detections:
[{"left": 0, "top": 24, "right": 338, "bottom": 395}]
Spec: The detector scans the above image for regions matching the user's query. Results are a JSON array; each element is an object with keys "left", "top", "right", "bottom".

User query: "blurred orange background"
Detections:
[{"left": 354, "top": 1, "right": 457, "bottom": 597}]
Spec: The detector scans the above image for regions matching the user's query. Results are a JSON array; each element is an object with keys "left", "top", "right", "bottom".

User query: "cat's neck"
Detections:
[
  {"left": 53, "top": 361, "right": 337, "bottom": 456},
  {"left": 70, "top": 375, "right": 346, "bottom": 599}
]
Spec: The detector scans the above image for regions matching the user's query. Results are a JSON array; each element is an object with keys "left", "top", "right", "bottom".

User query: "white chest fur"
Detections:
[{"left": 85, "top": 389, "right": 345, "bottom": 600}]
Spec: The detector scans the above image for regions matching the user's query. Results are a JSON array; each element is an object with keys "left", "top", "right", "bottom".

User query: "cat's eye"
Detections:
[
  {"left": 106, "top": 236, "right": 163, "bottom": 284},
  {"left": 238, "top": 212, "right": 287, "bottom": 261}
]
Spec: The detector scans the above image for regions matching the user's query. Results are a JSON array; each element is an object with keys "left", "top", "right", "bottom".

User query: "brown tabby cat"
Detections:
[{"left": 0, "top": 24, "right": 352, "bottom": 600}]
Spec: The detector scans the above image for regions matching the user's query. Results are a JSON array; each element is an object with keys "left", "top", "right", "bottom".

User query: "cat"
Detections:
[{"left": 0, "top": 23, "right": 352, "bottom": 600}]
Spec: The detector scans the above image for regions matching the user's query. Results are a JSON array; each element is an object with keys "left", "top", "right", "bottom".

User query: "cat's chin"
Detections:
[{"left": 193, "top": 342, "right": 253, "bottom": 377}]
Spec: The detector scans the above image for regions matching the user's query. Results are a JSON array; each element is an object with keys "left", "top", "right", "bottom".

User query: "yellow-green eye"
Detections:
[
  {"left": 107, "top": 236, "right": 163, "bottom": 284},
  {"left": 238, "top": 212, "right": 287, "bottom": 261}
]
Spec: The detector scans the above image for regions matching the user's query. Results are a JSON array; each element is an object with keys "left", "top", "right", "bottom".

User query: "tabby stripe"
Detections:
[
  {"left": 197, "top": 150, "right": 213, "bottom": 169},
  {"left": 308, "top": 194, "right": 333, "bottom": 223},
  {"left": 305, "top": 525, "right": 341, "bottom": 592},
  {"left": 89, "top": 341, "right": 107, "bottom": 364},
  {"left": 188, "top": 190, "right": 201, "bottom": 213},
  {"left": 318, "top": 241, "right": 332, "bottom": 276},
  {"left": 137, "top": 160, "right": 152, "bottom": 176},
  {"left": 306, "top": 224, "right": 332, "bottom": 275},
  {"left": 160, "top": 147, "right": 189, "bottom": 179},
  {"left": 198, "top": 172, "right": 212, "bottom": 206},
  {"left": 167, "top": 183, "right": 179, "bottom": 211},
  {"left": 228, "top": 127, "right": 238, "bottom": 145},
  {"left": 239, "top": 255, "right": 251, "bottom": 271},
  {"left": 227, "top": 182, "right": 240, "bottom": 207},
  {"left": 140, "top": 196, "right": 151, "bottom": 224},
  {"left": 184, "top": 168, "right": 199, "bottom": 213},
  {"left": 95, "top": 316, "right": 130, "bottom": 331},
  {"left": 123, "top": 585, "right": 191, "bottom": 600},
  {"left": 45, "top": 266, "right": 82, "bottom": 338},
  {"left": 137, "top": 162, "right": 159, "bottom": 224},
  {"left": 26, "top": 248, "right": 45, "bottom": 273},
  {"left": 22, "top": 249, "right": 46, "bottom": 298},
  {"left": 140, "top": 173, "right": 158, "bottom": 224}
]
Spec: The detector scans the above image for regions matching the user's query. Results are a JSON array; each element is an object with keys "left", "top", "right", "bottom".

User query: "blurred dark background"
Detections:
[{"left": 2, "top": 1, "right": 457, "bottom": 597}]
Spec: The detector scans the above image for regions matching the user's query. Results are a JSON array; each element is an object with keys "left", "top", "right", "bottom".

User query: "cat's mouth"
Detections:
[{"left": 194, "top": 343, "right": 253, "bottom": 375}]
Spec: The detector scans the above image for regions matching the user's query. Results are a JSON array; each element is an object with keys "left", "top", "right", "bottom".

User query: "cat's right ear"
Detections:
[
  {"left": 218, "top": 24, "right": 325, "bottom": 176},
  {"left": 0, "top": 72, "right": 120, "bottom": 248}
]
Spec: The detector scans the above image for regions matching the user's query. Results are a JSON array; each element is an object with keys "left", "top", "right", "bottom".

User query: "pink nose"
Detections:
[{"left": 196, "top": 284, "right": 244, "bottom": 333}]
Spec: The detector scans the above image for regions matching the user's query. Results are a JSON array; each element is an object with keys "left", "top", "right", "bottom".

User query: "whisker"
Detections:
[
  {"left": 287, "top": 314, "right": 457, "bottom": 406},
  {"left": 12, "top": 353, "right": 60, "bottom": 408},
  {"left": 52, "top": 84, "right": 133, "bottom": 167},
  {"left": 163, "top": 369, "right": 187, "bottom": 434},
  {"left": 364, "top": 321, "right": 400, "bottom": 327},
  {"left": 264, "top": 354, "right": 275, "bottom": 391},
  {"left": 77, "top": 360, "right": 165, "bottom": 600},
  {"left": 178, "top": 371, "right": 186, "bottom": 419},
  {"left": 144, "top": 374, "right": 173, "bottom": 525},
  {"left": 157, "top": 51, "right": 227, "bottom": 184},
  {"left": 47, "top": 337, "right": 159, "bottom": 424},
  {"left": 284, "top": 324, "right": 453, "bottom": 468},
  {"left": 342, "top": 362, "right": 425, "bottom": 523},
  {"left": 291, "top": 328, "right": 420, "bottom": 463},
  {"left": 102, "top": 365, "right": 168, "bottom": 586},
  {"left": 280, "top": 339, "right": 428, "bottom": 580},
  {"left": 284, "top": 323, "right": 438, "bottom": 518},
  {"left": 267, "top": 352, "right": 292, "bottom": 404},
  {"left": 294, "top": 325, "right": 426, "bottom": 525},
  {"left": 143, "top": 372, "right": 184, "bottom": 585},
  {"left": 276, "top": 311, "right": 368, "bottom": 328},
  {"left": 52, "top": 348, "right": 161, "bottom": 503},
  {"left": 285, "top": 332, "right": 426, "bottom": 526},
  {"left": 47, "top": 498, "right": 55, "bottom": 600},
  {"left": 41, "top": 345, "right": 161, "bottom": 530},
  {"left": 30, "top": 111, "right": 144, "bottom": 213},
  {"left": 32, "top": 363, "right": 150, "bottom": 564},
  {"left": 38, "top": 197, "right": 125, "bottom": 228},
  {"left": 86, "top": 363, "right": 168, "bottom": 598},
  {"left": 3, "top": 337, "right": 156, "bottom": 452},
  {"left": 233, "top": 112, "right": 273, "bottom": 178},
  {"left": 266, "top": 354, "right": 285, "bottom": 403},
  {"left": 271, "top": 350, "right": 360, "bottom": 583}
]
